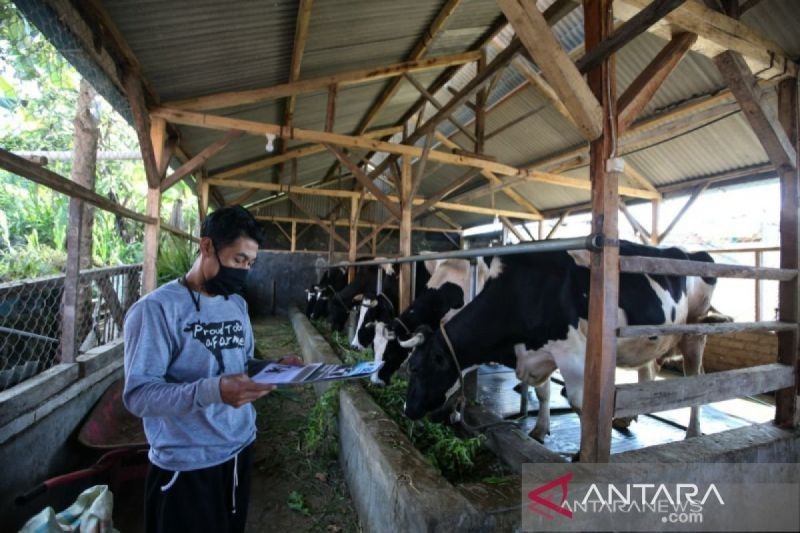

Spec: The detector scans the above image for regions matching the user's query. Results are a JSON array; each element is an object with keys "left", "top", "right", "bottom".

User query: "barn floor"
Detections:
[{"left": 476, "top": 364, "right": 776, "bottom": 458}]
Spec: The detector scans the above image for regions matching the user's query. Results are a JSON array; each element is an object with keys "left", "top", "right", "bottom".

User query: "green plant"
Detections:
[
  {"left": 157, "top": 233, "right": 196, "bottom": 285},
  {"left": 303, "top": 382, "right": 342, "bottom": 458},
  {"left": 287, "top": 490, "right": 311, "bottom": 516}
]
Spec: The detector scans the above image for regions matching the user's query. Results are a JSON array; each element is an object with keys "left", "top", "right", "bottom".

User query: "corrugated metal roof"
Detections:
[{"left": 26, "top": 0, "right": 800, "bottom": 228}]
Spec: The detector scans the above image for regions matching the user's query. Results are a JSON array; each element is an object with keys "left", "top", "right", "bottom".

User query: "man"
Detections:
[{"left": 123, "top": 206, "right": 301, "bottom": 533}]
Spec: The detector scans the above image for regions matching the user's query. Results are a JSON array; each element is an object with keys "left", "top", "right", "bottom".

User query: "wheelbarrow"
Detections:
[{"left": 15, "top": 378, "right": 149, "bottom": 506}]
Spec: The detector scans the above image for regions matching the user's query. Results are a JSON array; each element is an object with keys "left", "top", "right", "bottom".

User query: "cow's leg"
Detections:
[
  {"left": 551, "top": 352, "right": 584, "bottom": 415},
  {"left": 679, "top": 334, "right": 706, "bottom": 438},
  {"left": 612, "top": 362, "right": 655, "bottom": 430},
  {"left": 530, "top": 380, "right": 551, "bottom": 443}
]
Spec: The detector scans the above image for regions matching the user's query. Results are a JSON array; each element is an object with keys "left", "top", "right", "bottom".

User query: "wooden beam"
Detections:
[
  {"left": 198, "top": 174, "right": 209, "bottom": 221},
  {"left": 404, "top": 74, "right": 477, "bottom": 143},
  {"left": 285, "top": 0, "right": 314, "bottom": 125},
  {"left": 0, "top": 148, "right": 156, "bottom": 225},
  {"left": 352, "top": 0, "right": 464, "bottom": 134},
  {"left": 619, "top": 0, "right": 795, "bottom": 79},
  {"left": 500, "top": 216, "right": 527, "bottom": 242},
  {"left": 776, "top": 75, "right": 799, "bottom": 428},
  {"left": 412, "top": 168, "right": 481, "bottom": 219},
  {"left": 288, "top": 195, "right": 349, "bottom": 249},
  {"left": 150, "top": 117, "right": 168, "bottom": 178},
  {"left": 142, "top": 186, "right": 160, "bottom": 294},
  {"left": 124, "top": 72, "right": 161, "bottom": 188},
  {"left": 434, "top": 132, "right": 543, "bottom": 216},
  {"left": 622, "top": 162, "right": 659, "bottom": 195},
  {"left": 615, "top": 364, "right": 795, "bottom": 419},
  {"left": 290, "top": 221, "right": 297, "bottom": 252},
  {"left": 575, "top": 0, "right": 687, "bottom": 74},
  {"left": 580, "top": 0, "right": 617, "bottom": 463},
  {"left": 546, "top": 212, "right": 567, "bottom": 239},
  {"left": 165, "top": 50, "right": 480, "bottom": 111},
  {"left": 151, "top": 107, "right": 522, "bottom": 176},
  {"left": 658, "top": 183, "right": 708, "bottom": 242},
  {"left": 497, "top": 0, "right": 603, "bottom": 140},
  {"left": 209, "top": 125, "right": 400, "bottom": 181},
  {"left": 408, "top": 134, "right": 435, "bottom": 202},
  {"left": 325, "top": 144, "right": 402, "bottom": 219},
  {"left": 254, "top": 216, "right": 460, "bottom": 235},
  {"left": 434, "top": 200, "right": 541, "bottom": 221},
  {"left": 715, "top": 51, "right": 797, "bottom": 173},
  {"left": 619, "top": 200, "right": 651, "bottom": 244},
  {"left": 618, "top": 31, "right": 698, "bottom": 132},
  {"left": 161, "top": 130, "right": 244, "bottom": 192},
  {"left": 619, "top": 321, "right": 797, "bottom": 338}
]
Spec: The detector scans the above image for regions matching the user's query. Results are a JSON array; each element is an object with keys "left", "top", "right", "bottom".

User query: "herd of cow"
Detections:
[{"left": 304, "top": 241, "right": 730, "bottom": 443}]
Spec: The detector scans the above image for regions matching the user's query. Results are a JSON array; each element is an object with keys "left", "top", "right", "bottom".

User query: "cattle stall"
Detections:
[{"left": 2, "top": 0, "right": 800, "bottom": 530}]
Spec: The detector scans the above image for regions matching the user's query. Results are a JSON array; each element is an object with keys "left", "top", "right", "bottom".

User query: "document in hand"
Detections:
[{"left": 251, "top": 361, "right": 383, "bottom": 386}]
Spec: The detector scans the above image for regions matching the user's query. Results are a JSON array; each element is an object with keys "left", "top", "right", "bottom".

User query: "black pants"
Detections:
[{"left": 145, "top": 444, "right": 253, "bottom": 533}]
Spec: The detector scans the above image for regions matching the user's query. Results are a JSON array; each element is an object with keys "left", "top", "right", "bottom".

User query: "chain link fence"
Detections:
[{"left": 0, "top": 264, "right": 141, "bottom": 392}]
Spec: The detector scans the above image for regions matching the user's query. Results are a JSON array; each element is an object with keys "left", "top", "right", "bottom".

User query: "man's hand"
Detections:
[
  {"left": 278, "top": 355, "right": 304, "bottom": 366},
  {"left": 220, "top": 374, "right": 275, "bottom": 408}
]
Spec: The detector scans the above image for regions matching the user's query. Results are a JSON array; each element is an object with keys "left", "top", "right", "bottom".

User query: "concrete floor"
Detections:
[{"left": 475, "top": 364, "right": 775, "bottom": 458}]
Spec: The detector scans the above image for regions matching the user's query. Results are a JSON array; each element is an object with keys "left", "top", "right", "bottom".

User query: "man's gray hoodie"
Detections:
[{"left": 123, "top": 280, "right": 256, "bottom": 472}]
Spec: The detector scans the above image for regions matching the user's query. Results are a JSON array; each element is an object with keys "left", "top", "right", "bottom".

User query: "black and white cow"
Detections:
[
  {"left": 369, "top": 258, "right": 492, "bottom": 383},
  {"left": 350, "top": 259, "right": 432, "bottom": 351},
  {"left": 327, "top": 261, "right": 398, "bottom": 332},
  {"left": 305, "top": 267, "right": 348, "bottom": 318},
  {"left": 403, "top": 241, "right": 722, "bottom": 440}
]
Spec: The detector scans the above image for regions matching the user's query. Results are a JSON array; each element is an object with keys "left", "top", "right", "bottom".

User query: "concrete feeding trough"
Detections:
[{"left": 289, "top": 307, "right": 532, "bottom": 531}]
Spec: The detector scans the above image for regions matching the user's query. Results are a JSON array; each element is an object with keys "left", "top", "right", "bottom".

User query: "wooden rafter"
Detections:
[
  {"left": 123, "top": 72, "right": 161, "bottom": 188},
  {"left": 412, "top": 168, "right": 481, "bottom": 219},
  {"left": 658, "top": 183, "right": 709, "bottom": 242},
  {"left": 151, "top": 107, "right": 521, "bottom": 176},
  {"left": 352, "top": 0, "right": 464, "bottom": 135},
  {"left": 325, "top": 144, "right": 402, "bottom": 219},
  {"left": 288, "top": 194, "right": 349, "bottom": 249},
  {"left": 404, "top": 74, "right": 477, "bottom": 143},
  {"left": 574, "top": 0, "right": 687, "bottom": 74},
  {"left": 715, "top": 51, "right": 797, "bottom": 173},
  {"left": 254, "top": 215, "right": 456, "bottom": 234},
  {"left": 497, "top": 0, "right": 603, "bottom": 140},
  {"left": 161, "top": 130, "right": 244, "bottom": 192},
  {"left": 618, "top": 31, "right": 698, "bottom": 132},
  {"left": 164, "top": 50, "right": 479, "bottom": 111},
  {"left": 617, "top": 0, "right": 795, "bottom": 79}
]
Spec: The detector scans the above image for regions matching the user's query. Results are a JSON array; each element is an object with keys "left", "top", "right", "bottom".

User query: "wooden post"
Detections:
[
  {"left": 580, "top": 0, "right": 618, "bottom": 463},
  {"left": 475, "top": 48, "right": 488, "bottom": 154},
  {"left": 651, "top": 199, "right": 660, "bottom": 244},
  {"left": 399, "top": 156, "right": 413, "bottom": 311},
  {"left": 142, "top": 117, "right": 166, "bottom": 295},
  {"left": 372, "top": 232, "right": 377, "bottom": 256},
  {"left": 776, "top": 76, "right": 799, "bottom": 428},
  {"left": 290, "top": 221, "right": 297, "bottom": 252},
  {"left": 348, "top": 196, "right": 359, "bottom": 281},
  {"left": 755, "top": 250, "right": 763, "bottom": 321},
  {"left": 60, "top": 197, "right": 83, "bottom": 363}
]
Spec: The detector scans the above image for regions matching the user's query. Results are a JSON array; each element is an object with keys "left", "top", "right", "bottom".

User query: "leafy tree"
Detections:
[{"left": 0, "top": 0, "right": 198, "bottom": 281}]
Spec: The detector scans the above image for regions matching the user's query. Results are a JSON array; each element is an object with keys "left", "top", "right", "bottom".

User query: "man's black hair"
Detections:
[{"left": 201, "top": 206, "right": 267, "bottom": 250}]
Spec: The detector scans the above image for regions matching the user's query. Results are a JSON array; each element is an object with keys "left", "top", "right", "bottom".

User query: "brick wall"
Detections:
[{"left": 702, "top": 331, "right": 778, "bottom": 372}]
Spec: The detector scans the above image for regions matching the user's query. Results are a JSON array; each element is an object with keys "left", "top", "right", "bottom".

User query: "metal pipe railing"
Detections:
[{"left": 326, "top": 235, "right": 601, "bottom": 269}]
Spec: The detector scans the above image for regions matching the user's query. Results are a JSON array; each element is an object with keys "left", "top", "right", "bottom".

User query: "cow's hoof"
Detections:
[
  {"left": 612, "top": 416, "right": 637, "bottom": 430},
  {"left": 530, "top": 426, "right": 549, "bottom": 443}
]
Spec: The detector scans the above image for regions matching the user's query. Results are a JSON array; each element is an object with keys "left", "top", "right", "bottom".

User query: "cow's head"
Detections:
[
  {"left": 403, "top": 325, "right": 461, "bottom": 420},
  {"left": 372, "top": 283, "right": 465, "bottom": 385},
  {"left": 351, "top": 292, "right": 387, "bottom": 350},
  {"left": 305, "top": 285, "right": 321, "bottom": 317}
]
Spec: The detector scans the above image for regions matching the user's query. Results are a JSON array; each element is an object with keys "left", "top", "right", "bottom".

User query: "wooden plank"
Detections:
[
  {"left": 497, "top": 0, "right": 603, "bottom": 140},
  {"left": 618, "top": 31, "right": 697, "bottom": 132},
  {"left": 715, "top": 51, "right": 797, "bottom": 173},
  {"left": 619, "top": 255, "right": 798, "bottom": 280},
  {"left": 620, "top": 0, "right": 795, "bottom": 79},
  {"left": 151, "top": 107, "right": 521, "bottom": 176},
  {"left": 325, "top": 144, "right": 402, "bottom": 219},
  {"left": 522, "top": 171, "right": 660, "bottom": 200},
  {"left": 462, "top": 404, "right": 566, "bottom": 471},
  {"left": 619, "top": 321, "right": 798, "bottom": 338},
  {"left": 165, "top": 50, "right": 480, "bottom": 111},
  {"left": 123, "top": 72, "right": 161, "bottom": 188},
  {"left": 0, "top": 149, "right": 156, "bottom": 225},
  {"left": 776, "top": 76, "right": 800, "bottom": 428},
  {"left": 615, "top": 363, "right": 796, "bottom": 419},
  {"left": 325, "top": 84, "right": 337, "bottom": 132},
  {"left": 150, "top": 117, "right": 168, "bottom": 178},
  {"left": 352, "top": 0, "right": 464, "bottom": 134},
  {"left": 290, "top": 221, "right": 297, "bottom": 252},
  {"left": 580, "top": 0, "right": 617, "bottom": 464},
  {"left": 575, "top": 0, "right": 687, "bottom": 74},
  {"left": 500, "top": 216, "right": 527, "bottom": 242},
  {"left": 399, "top": 156, "right": 413, "bottom": 311},
  {"left": 161, "top": 130, "right": 244, "bottom": 192}
]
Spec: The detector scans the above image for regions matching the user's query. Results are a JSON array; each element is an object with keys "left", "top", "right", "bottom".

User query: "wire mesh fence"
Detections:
[{"left": 0, "top": 264, "right": 141, "bottom": 392}]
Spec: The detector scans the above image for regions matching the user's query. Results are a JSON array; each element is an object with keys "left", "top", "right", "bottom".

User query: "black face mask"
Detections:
[{"left": 205, "top": 252, "right": 249, "bottom": 296}]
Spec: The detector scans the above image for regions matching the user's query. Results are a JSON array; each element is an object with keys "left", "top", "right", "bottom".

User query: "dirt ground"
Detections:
[{"left": 113, "top": 315, "right": 361, "bottom": 532}]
